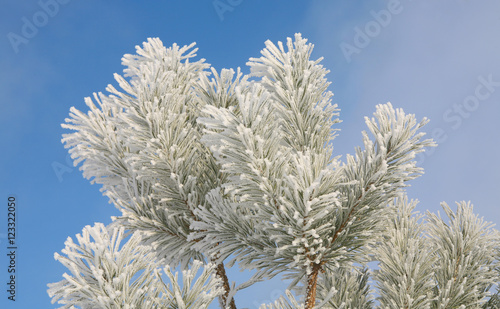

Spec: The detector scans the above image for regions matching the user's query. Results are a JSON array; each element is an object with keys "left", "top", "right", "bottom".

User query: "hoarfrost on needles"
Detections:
[{"left": 50, "top": 34, "right": 500, "bottom": 309}]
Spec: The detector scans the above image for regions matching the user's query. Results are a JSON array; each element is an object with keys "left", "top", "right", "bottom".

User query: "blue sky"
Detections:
[{"left": 1, "top": 1, "right": 499, "bottom": 308}]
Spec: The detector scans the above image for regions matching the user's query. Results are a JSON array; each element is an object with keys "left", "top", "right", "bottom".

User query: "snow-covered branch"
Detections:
[{"left": 52, "top": 34, "right": 499, "bottom": 309}]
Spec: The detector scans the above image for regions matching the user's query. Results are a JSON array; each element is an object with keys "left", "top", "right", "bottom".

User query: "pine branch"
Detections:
[
  {"left": 373, "top": 196, "right": 435, "bottom": 309},
  {"left": 426, "top": 201, "right": 499, "bottom": 308},
  {"left": 53, "top": 34, "right": 500, "bottom": 309}
]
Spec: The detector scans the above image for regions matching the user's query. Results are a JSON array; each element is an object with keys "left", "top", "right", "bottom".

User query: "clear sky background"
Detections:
[{"left": 1, "top": 1, "right": 499, "bottom": 308}]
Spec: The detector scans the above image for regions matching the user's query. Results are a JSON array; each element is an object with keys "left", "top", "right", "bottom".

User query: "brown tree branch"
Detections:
[
  {"left": 304, "top": 263, "right": 322, "bottom": 309},
  {"left": 215, "top": 261, "right": 237, "bottom": 309}
]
